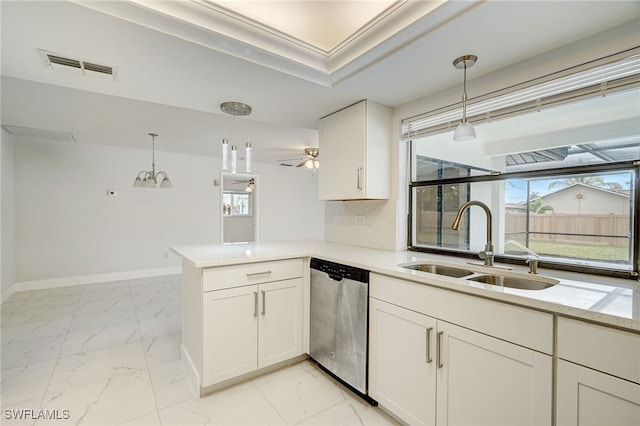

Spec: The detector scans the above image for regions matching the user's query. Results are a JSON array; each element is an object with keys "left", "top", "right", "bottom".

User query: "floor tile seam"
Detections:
[
  {"left": 246, "top": 378, "right": 290, "bottom": 426},
  {"left": 77, "top": 293, "right": 133, "bottom": 304},
  {"left": 0, "top": 299, "right": 28, "bottom": 323},
  {"left": 37, "top": 286, "right": 88, "bottom": 408},
  {"left": 66, "top": 320, "right": 140, "bottom": 334},
  {"left": 291, "top": 396, "right": 358, "bottom": 426},
  {"left": 131, "top": 283, "right": 165, "bottom": 417},
  {"left": 117, "top": 408, "right": 162, "bottom": 426},
  {"left": 1, "top": 314, "right": 75, "bottom": 333},
  {"left": 42, "top": 365, "right": 151, "bottom": 399}
]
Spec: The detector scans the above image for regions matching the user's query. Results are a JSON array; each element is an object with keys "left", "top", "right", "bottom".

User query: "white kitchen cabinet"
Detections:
[
  {"left": 369, "top": 274, "right": 553, "bottom": 426},
  {"left": 436, "top": 321, "right": 552, "bottom": 426},
  {"left": 556, "top": 317, "right": 640, "bottom": 426},
  {"left": 202, "top": 285, "right": 258, "bottom": 385},
  {"left": 258, "top": 278, "right": 303, "bottom": 367},
  {"left": 557, "top": 360, "right": 640, "bottom": 426},
  {"left": 369, "top": 298, "right": 437, "bottom": 426},
  {"left": 181, "top": 259, "right": 304, "bottom": 394},
  {"left": 318, "top": 100, "right": 391, "bottom": 200},
  {"left": 202, "top": 278, "right": 303, "bottom": 387}
]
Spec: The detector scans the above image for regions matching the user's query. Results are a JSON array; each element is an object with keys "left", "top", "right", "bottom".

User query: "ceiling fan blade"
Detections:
[{"left": 278, "top": 157, "right": 304, "bottom": 162}]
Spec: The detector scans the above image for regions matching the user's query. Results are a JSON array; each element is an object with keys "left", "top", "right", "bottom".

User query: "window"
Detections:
[
  {"left": 223, "top": 192, "right": 251, "bottom": 216},
  {"left": 407, "top": 50, "right": 640, "bottom": 278},
  {"left": 504, "top": 170, "right": 635, "bottom": 267}
]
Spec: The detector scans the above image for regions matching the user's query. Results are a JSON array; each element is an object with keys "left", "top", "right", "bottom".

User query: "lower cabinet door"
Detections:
[
  {"left": 557, "top": 359, "right": 640, "bottom": 426},
  {"left": 436, "top": 321, "right": 552, "bottom": 426},
  {"left": 369, "top": 298, "right": 437, "bottom": 426},
  {"left": 258, "top": 278, "right": 303, "bottom": 368},
  {"left": 202, "top": 285, "right": 258, "bottom": 387}
]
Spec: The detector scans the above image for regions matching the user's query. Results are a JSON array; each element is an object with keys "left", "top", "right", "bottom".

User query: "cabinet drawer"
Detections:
[
  {"left": 370, "top": 273, "right": 553, "bottom": 354},
  {"left": 203, "top": 259, "right": 303, "bottom": 292},
  {"left": 557, "top": 317, "right": 640, "bottom": 383}
]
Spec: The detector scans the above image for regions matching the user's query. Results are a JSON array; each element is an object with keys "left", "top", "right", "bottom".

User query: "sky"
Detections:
[{"left": 505, "top": 172, "right": 633, "bottom": 204}]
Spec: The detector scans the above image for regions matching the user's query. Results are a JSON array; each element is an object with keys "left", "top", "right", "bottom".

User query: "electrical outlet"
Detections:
[
  {"left": 355, "top": 215, "right": 366, "bottom": 228},
  {"left": 163, "top": 251, "right": 169, "bottom": 260},
  {"left": 334, "top": 215, "right": 341, "bottom": 227}
]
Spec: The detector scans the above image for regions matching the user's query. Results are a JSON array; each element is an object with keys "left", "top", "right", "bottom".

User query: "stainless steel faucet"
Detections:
[{"left": 452, "top": 200, "right": 494, "bottom": 267}]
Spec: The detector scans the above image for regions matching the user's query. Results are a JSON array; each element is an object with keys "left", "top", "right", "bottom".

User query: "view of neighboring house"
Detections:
[{"left": 530, "top": 183, "right": 630, "bottom": 215}]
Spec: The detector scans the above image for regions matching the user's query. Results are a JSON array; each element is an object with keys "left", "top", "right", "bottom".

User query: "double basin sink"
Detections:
[{"left": 401, "top": 262, "right": 559, "bottom": 291}]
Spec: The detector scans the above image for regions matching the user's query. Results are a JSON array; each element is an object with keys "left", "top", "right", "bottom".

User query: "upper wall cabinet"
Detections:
[{"left": 318, "top": 100, "right": 392, "bottom": 200}]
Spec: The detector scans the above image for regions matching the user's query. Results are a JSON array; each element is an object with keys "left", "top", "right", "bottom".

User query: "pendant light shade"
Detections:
[
  {"left": 453, "top": 121, "right": 476, "bottom": 141},
  {"left": 453, "top": 54, "right": 477, "bottom": 141},
  {"left": 132, "top": 133, "right": 173, "bottom": 189}
]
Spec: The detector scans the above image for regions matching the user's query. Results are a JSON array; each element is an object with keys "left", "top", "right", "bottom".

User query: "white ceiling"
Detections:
[
  {"left": 1, "top": 0, "right": 639, "bottom": 164},
  {"left": 214, "top": 0, "right": 399, "bottom": 52}
]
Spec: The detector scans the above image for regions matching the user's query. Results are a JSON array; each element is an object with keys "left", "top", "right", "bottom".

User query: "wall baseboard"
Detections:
[{"left": 2, "top": 267, "right": 182, "bottom": 302}]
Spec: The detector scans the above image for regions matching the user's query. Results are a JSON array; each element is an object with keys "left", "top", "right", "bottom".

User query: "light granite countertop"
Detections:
[{"left": 171, "top": 240, "right": 640, "bottom": 332}]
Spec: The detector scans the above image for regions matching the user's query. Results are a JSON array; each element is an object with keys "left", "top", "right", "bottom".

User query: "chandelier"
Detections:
[
  {"left": 132, "top": 133, "right": 173, "bottom": 188},
  {"left": 221, "top": 101, "right": 252, "bottom": 173}
]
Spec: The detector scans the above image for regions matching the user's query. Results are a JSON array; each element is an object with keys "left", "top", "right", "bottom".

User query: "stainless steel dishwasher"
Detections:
[{"left": 309, "top": 258, "right": 371, "bottom": 399}]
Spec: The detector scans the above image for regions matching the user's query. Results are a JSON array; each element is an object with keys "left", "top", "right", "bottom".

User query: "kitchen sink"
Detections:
[
  {"left": 401, "top": 263, "right": 474, "bottom": 278},
  {"left": 467, "top": 274, "right": 558, "bottom": 290}
]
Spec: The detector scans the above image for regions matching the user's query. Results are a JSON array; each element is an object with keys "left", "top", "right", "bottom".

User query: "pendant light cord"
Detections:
[{"left": 462, "top": 63, "right": 468, "bottom": 123}]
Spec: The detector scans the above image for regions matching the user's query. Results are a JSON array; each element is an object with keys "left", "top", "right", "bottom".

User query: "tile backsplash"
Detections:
[{"left": 324, "top": 199, "right": 398, "bottom": 251}]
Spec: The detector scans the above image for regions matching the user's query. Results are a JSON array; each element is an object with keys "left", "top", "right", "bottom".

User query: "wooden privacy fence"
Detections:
[{"left": 505, "top": 213, "right": 631, "bottom": 247}]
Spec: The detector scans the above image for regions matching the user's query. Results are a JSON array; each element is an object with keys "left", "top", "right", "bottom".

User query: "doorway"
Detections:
[{"left": 221, "top": 173, "right": 257, "bottom": 243}]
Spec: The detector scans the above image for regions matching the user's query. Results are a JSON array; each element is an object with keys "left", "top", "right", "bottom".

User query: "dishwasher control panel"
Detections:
[{"left": 310, "top": 258, "right": 369, "bottom": 283}]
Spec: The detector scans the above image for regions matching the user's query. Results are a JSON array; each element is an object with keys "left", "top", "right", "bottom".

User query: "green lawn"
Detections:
[
  {"left": 416, "top": 232, "right": 630, "bottom": 263},
  {"left": 527, "top": 241, "right": 629, "bottom": 262}
]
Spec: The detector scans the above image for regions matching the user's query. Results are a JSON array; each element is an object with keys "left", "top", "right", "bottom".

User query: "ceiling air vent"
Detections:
[
  {"left": 38, "top": 49, "right": 117, "bottom": 80},
  {"left": 1, "top": 125, "right": 76, "bottom": 142}
]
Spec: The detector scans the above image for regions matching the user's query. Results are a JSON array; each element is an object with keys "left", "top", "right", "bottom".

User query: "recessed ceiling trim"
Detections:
[{"left": 70, "top": 0, "right": 478, "bottom": 87}]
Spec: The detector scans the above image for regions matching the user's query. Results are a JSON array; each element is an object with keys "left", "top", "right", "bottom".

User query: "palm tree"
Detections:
[
  {"left": 547, "top": 176, "right": 622, "bottom": 191},
  {"left": 528, "top": 192, "right": 554, "bottom": 213}
]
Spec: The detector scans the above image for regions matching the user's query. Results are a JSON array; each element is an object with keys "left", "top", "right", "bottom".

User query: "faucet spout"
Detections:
[{"left": 452, "top": 200, "right": 494, "bottom": 267}]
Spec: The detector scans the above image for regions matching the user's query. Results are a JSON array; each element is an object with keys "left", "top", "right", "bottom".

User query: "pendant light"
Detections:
[
  {"left": 453, "top": 55, "right": 477, "bottom": 141},
  {"left": 220, "top": 101, "right": 252, "bottom": 173},
  {"left": 132, "top": 133, "right": 173, "bottom": 188}
]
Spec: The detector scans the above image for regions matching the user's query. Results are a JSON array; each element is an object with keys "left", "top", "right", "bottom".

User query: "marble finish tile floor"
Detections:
[{"left": 1, "top": 275, "right": 397, "bottom": 425}]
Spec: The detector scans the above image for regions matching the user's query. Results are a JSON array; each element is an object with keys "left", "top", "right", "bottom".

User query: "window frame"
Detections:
[
  {"left": 408, "top": 160, "right": 640, "bottom": 279},
  {"left": 222, "top": 191, "right": 252, "bottom": 217}
]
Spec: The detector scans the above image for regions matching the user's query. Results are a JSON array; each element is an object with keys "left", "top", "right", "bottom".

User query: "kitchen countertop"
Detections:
[{"left": 171, "top": 240, "right": 640, "bottom": 332}]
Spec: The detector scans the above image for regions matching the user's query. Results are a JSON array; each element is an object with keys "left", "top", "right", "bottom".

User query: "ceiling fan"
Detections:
[{"left": 278, "top": 148, "right": 319, "bottom": 171}]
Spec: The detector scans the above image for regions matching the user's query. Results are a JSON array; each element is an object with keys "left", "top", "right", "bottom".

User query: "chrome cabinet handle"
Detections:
[
  {"left": 261, "top": 290, "right": 266, "bottom": 315},
  {"left": 246, "top": 271, "right": 272, "bottom": 278},
  {"left": 437, "top": 331, "right": 444, "bottom": 369},
  {"left": 356, "top": 166, "right": 363, "bottom": 191},
  {"left": 253, "top": 292, "right": 258, "bottom": 317},
  {"left": 426, "top": 327, "right": 433, "bottom": 364}
]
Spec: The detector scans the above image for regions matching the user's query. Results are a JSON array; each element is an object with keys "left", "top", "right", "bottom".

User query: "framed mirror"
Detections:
[{"left": 220, "top": 172, "right": 258, "bottom": 244}]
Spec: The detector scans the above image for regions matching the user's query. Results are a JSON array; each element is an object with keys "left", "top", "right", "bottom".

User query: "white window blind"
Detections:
[{"left": 402, "top": 48, "right": 640, "bottom": 140}]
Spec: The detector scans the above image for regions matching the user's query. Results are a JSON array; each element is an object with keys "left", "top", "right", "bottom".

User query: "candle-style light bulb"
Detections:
[
  {"left": 231, "top": 145, "right": 237, "bottom": 173},
  {"left": 245, "top": 142, "right": 252, "bottom": 173},
  {"left": 222, "top": 138, "right": 229, "bottom": 170}
]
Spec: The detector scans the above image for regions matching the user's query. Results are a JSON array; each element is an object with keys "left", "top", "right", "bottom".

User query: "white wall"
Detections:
[
  {"left": 1, "top": 128, "right": 16, "bottom": 296},
  {"left": 13, "top": 138, "right": 323, "bottom": 284}
]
